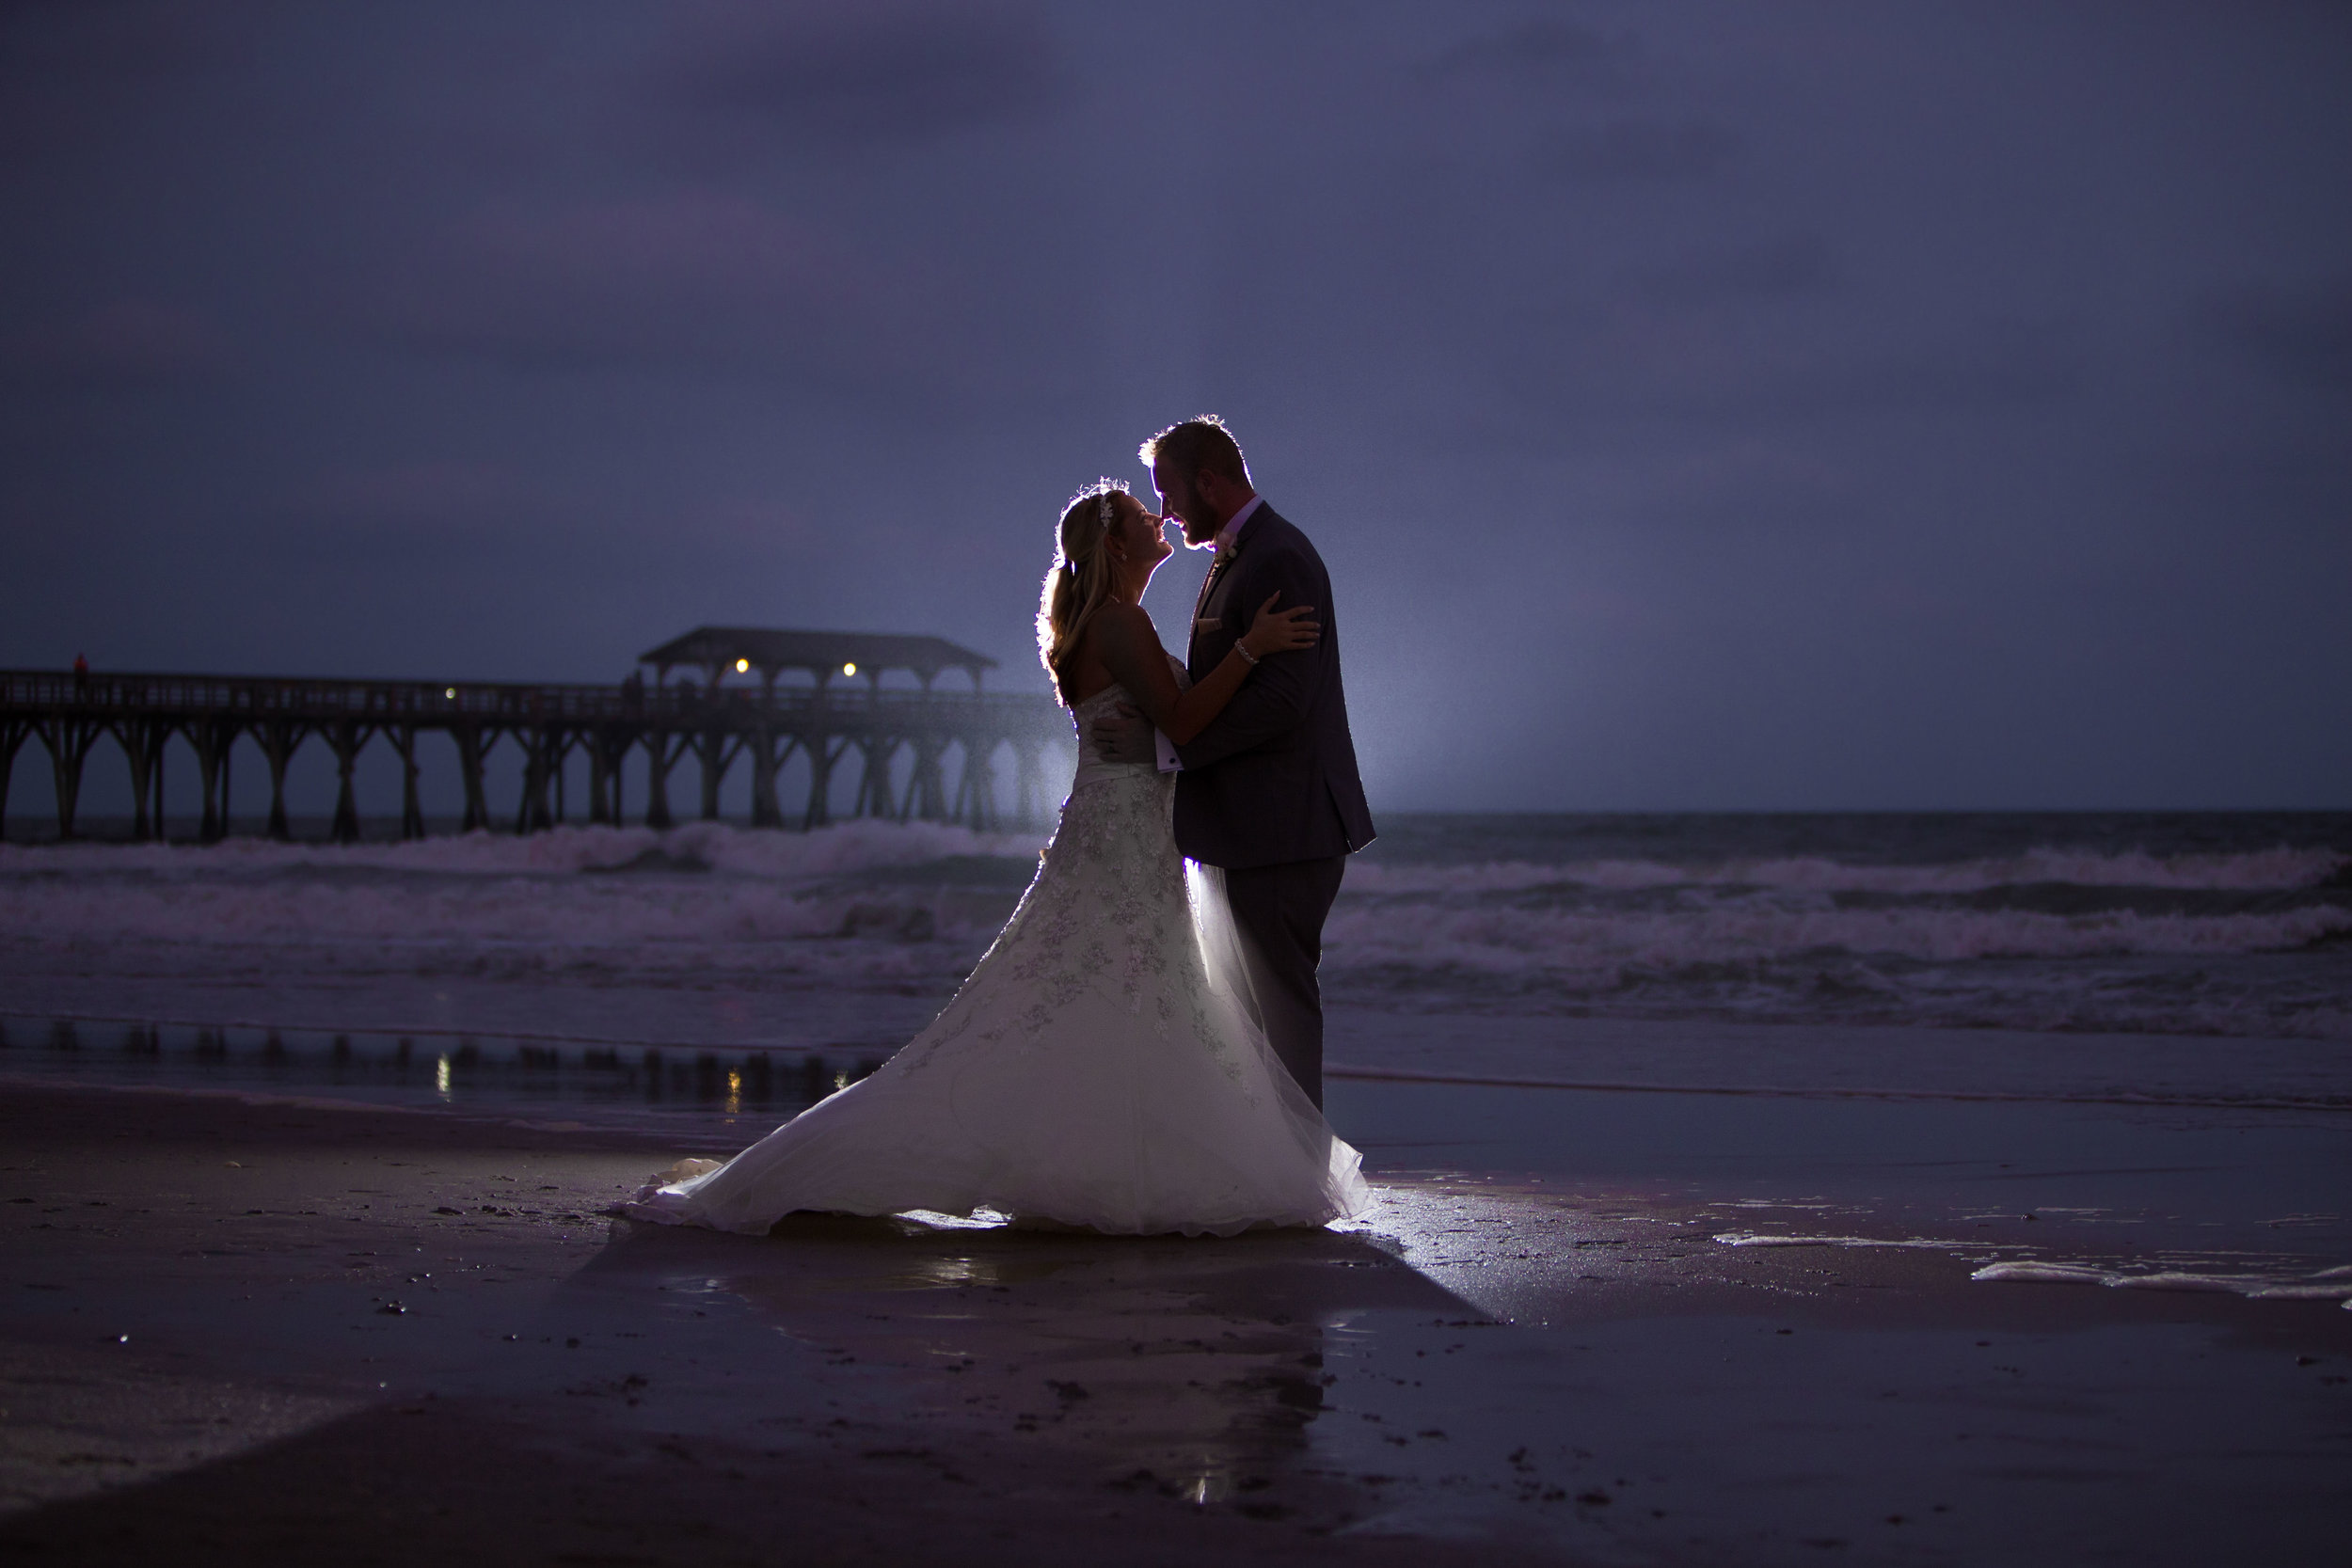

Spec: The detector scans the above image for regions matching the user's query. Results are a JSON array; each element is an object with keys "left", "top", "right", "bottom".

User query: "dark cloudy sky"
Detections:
[{"left": 5, "top": 1, "right": 2347, "bottom": 812}]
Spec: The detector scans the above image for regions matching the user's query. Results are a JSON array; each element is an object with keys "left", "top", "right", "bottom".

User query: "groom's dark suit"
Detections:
[{"left": 1178, "top": 501, "right": 1375, "bottom": 1108}]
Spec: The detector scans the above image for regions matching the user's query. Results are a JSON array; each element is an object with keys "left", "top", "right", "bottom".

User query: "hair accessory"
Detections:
[{"left": 1098, "top": 491, "right": 1117, "bottom": 531}]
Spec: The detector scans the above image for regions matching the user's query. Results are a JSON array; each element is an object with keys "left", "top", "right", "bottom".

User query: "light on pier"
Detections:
[{"left": 1, "top": 626, "right": 1057, "bottom": 844}]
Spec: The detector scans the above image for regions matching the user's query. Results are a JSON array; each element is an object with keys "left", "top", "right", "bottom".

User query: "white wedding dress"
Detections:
[{"left": 624, "top": 668, "right": 1371, "bottom": 1238}]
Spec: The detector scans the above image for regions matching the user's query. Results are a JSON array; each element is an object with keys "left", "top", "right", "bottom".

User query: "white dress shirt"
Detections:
[{"left": 1214, "top": 495, "right": 1263, "bottom": 553}]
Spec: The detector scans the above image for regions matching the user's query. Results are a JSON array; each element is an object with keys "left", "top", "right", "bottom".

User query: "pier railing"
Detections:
[{"left": 0, "top": 668, "right": 1073, "bottom": 844}]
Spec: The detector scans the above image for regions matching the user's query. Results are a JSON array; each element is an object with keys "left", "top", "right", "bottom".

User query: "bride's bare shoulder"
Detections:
[
  {"left": 1096, "top": 599, "right": 1153, "bottom": 631},
  {"left": 1089, "top": 601, "right": 1161, "bottom": 654},
  {"left": 1060, "top": 604, "right": 1154, "bottom": 706}
]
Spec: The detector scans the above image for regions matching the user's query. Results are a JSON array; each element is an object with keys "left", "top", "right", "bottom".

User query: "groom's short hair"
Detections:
[{"left": 1140, "top": 417, "right": 1249, "bottom": 485}]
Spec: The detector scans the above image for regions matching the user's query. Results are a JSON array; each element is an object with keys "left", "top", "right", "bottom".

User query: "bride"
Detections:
[{"left": 624, "top": 483, "right": 1371, "bottom": 1237}]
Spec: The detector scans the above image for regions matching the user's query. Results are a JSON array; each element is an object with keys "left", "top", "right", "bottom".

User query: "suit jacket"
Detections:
[{"left": 1175, "top": 502, "right": 1376, "bottom": 869}]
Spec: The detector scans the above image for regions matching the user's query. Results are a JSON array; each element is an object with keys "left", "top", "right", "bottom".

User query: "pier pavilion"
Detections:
[{"left": 0, "top": 628, "right": 1073, "bottom": 843}]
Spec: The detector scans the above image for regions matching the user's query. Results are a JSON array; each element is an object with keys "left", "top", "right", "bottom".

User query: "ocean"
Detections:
[
  {"left": 6, "top": 810, "right": 2348, "bottom": 1302},
  {"left": 1338, "top": 811, "right": 2352, "bottom": 1039},
  {"left": 5, "top": 810, "right": 2346, "bottom": 1049}
]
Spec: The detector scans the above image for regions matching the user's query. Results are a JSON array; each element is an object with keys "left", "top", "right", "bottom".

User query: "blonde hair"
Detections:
[{"left": 1036, "top": 480, "right": 1128, "bottom": 706}]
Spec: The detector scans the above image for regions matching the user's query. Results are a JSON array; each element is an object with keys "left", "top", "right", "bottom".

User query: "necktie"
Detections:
[{"left": 1193, "top": 546, "right": 1234, "bottom": 623}]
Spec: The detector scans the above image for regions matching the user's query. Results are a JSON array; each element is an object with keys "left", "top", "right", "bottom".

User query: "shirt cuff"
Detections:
[{"left": 1154, "top": 728, "right": 1183, "bottom": 773}]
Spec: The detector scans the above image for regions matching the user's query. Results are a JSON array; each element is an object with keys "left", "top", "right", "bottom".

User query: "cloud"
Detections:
[
  {"left": 1616, "top": 238, "right": 1837, "bottom": 304},
  {"left": 1834, "top": 323, "right": 2080, "bottom": 412},
  {"left": 0, "top": 0, "right": 249, "bottom": 84},
  {"left": 1423, "top": 18, "right": 1627, "bottom": 81},
  {"left": 1477, "top": 306, "right": 2080, "bottom": 438},
  {"left": 649, "top": 3, "right": 1065, "bottom": 150},
  {"left": 244, "top": 460, "right": 580, "bottom": 571},
  {"left": 0, "top": 1, "right": 260, "bottom": 161},
  {"left": 361, "top": 193, "right": 955, "bottom": 388},
  {"left": 282, "top": 460, "right": 551, "bottom": 530},
  {"left": 2200, "top": 277, "right": 2352, "bottom": 394},
  {"left": 1534, "top": 119, "right": 1742, "bottom": 182},
  {"left": 1636, "top": 438, "right": 1862, "bottom": 531},
  {"left": 256, "top": 458, "right": 825, "bottom": 577},
  {"left": 3, "top": 298, "right": 234, "bottom": 384}
]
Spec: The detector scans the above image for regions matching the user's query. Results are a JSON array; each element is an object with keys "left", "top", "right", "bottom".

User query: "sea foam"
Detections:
[
  {"left": 0, "top": 818, "right": 1047, "bottom": 880},
  {"left": 1343, "top": 845, "right": 2349, "bottom": 896},
  {"left": 5, "top": 820, "right": 2346, "bottom": 1042}
]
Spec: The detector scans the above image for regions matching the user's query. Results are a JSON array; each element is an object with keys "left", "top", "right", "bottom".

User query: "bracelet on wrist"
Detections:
[{"left": 1234, "top": 641, "right": 1260, "bottom": 667}]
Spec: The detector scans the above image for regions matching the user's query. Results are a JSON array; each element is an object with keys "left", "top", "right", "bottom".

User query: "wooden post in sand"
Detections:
[
  {"left": 36, "top": 716, "right": 103, "bottom": 840},
  {"left": 325, "top": 720, "right": 374, "bottom": 844},
  {"left": 1012, "top": 739, "right": 1043, "bottom": 832},
  {"left": 107, "top": 717, "right": 167, "bottom": 842},
  {"left": 0, "top": 718, "right": 31, "bottom": 842},
  {"left": 515, "top": 725, "right": 558, "bottom": 835},
  {"left": 388, "top": 725, "right": 426, "bottom": 840},
  {"left": 691, "top": 725, "right": 739, "bottom": 823},
  {"left": 189, "top": 718, "right": 234, "bottom": 843},
  {"left": 641, "top": 731, "right": 683, "bottom": 830},
  {"left": 747, "top": 727, "right": 797, "bottom": 829},
  {"left": 802, "top": 733, "right": 845, "bottom": 830},
  {"left": 255, "top": 719, "right": 309, "bottom": 842},
  {"left": 950, "top": 736, "right": 999, "bottom": 832},
  {"left": 453, "top": 722, "right": 494, "bottom": 834},
  {"left": 903, "top": 730, "right": 948, "bottom": 823}
]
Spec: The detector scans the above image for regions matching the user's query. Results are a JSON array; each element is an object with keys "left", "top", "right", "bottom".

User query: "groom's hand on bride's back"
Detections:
[{"left": 1090, "top": 704, "right": 1156, "bottom": 764}]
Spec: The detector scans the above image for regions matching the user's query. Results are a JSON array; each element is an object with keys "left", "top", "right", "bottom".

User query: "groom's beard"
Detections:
[{"left": 1176, "top": 491, "right": 1219, "bottom": 547}]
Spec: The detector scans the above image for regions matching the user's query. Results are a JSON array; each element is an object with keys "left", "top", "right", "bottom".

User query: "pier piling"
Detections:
[{"left": 2, "top": 629, "right": 1068, "bottom": 843}]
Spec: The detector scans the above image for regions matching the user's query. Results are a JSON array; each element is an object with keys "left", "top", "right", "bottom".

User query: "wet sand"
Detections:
[{"left": 3, "top": 1083, "right": 2348, "bottom": 1566}]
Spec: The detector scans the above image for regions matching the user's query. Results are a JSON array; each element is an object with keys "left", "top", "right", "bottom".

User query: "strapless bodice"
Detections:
[
  {"left": 1068, "top": 655, "right": 1185, "bottom": 795},
  {"left": 1070, "top": 683, "right": 1160, "bottom": 794}
]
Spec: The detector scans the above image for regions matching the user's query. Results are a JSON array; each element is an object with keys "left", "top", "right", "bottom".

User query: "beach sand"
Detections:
[{"left": 3, "top": 1082, "right": 2347, "bottom": 1565}]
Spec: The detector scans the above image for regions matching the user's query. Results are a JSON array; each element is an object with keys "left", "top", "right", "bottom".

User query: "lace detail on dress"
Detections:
[{"left": 896, "top": 679, "right": 1237, "bottom": 1083}]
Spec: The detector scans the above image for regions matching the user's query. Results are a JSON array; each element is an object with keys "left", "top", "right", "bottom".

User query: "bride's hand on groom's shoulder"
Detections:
[
  {"left": 1242, "top": 592, "right": 1319, "bottom": 659},
  {"left": 1090, "top": 703, "right": 1155, "bottom": 764}
]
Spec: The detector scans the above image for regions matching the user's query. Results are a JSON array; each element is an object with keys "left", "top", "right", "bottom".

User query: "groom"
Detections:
[{"left": 1094, "top": 417, "right": 1375, "bottom": 1108}]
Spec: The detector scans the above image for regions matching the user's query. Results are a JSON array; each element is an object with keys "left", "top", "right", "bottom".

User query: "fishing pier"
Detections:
[{"left": 1, "top": 628, "right": 1073, "bottom": 842}]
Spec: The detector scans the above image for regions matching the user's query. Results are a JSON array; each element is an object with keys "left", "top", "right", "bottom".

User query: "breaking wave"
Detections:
[
  {"left": 0, "top": 818, "right": 1047, "bottom": 882},
  {"left": 1344, "top": 845, "right": 2349, "bottom": 896},
  {"left": 4, "top": 819, "right": 2346, "bottom": 1041},
  {"left": 0, "top": 823, "right": 1045, "bottom": 991},
  {"left": 1323, "top": 900, "right": 2352, "bottom": 971}
]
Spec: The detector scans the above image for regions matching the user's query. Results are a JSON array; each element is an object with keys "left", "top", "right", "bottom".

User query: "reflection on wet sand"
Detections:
[
  {"left": 4, "top": 1072, "right": 2348, "bottom": 1567},
  {"left": 0, "top": 1017, "right": 870, "bottom": 1133},
  {"left": 582, "top": 1212, "right": 1478, "bottom": 1510}
]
